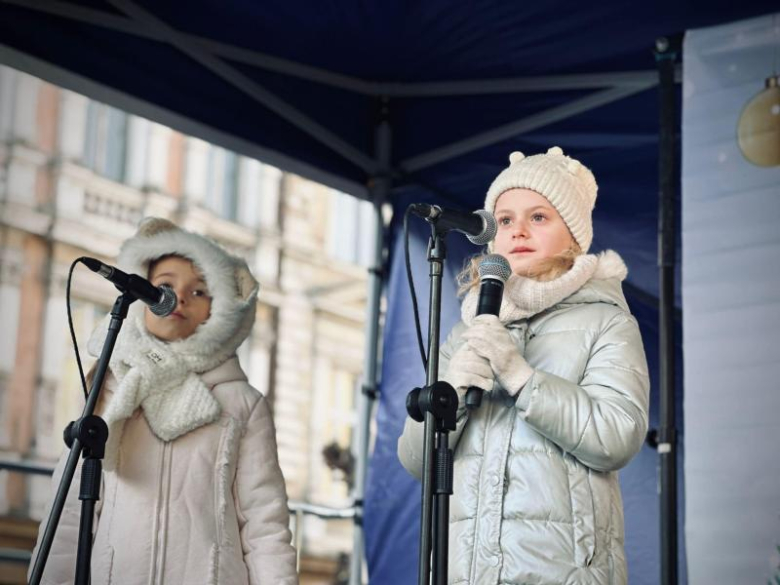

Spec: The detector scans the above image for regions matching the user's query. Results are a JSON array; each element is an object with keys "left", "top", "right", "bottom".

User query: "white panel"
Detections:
[{"left": 682, "top": 14, "right": 780, "bottom": 585}]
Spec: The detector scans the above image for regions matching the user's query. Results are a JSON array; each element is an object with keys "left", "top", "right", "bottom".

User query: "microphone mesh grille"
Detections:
[
  {"left": 466, "top": 210, "right": 497, "bottom": 245},
  {"left": 150, "top": 284, "right": 178, "bottom": 317},
  {"left": 478, "top": 254, "right": 512, "bottom": 282}
]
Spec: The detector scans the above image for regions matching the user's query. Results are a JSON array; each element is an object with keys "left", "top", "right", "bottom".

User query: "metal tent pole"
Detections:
[
  {"left": 655, "top": 35, "right": 680, "bottom": 585},
  {"left": 349, "top": 98, "right": 391, "bottom": 585}
]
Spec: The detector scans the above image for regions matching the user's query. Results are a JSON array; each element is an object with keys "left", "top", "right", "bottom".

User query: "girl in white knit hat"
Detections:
[
  {"left": 399, "top": 147, "right": 650, "bottom": 585},
  {"left": 31, "top": 218, "right": 298, "bottom": 585}
]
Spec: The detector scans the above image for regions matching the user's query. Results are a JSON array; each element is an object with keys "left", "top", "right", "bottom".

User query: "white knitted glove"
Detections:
[
  {"left": 443, "top": 342, "right": 495, "bottom": 401},
  {"left": 461, "top": 314, "right": 534, "bottom": 397}
]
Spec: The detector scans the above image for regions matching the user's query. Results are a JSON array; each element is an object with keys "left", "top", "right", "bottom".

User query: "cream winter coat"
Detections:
[
  {"left": 31, "top": 356, "right": 297, "bottom": 585},
  {"left": 398, "top": 253, "right": 650, "bottom": 585}
]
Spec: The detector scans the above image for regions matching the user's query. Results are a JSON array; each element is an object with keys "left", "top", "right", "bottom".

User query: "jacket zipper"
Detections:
[{"left": 151, "top": 440, "right": 170, "bottom": 584}]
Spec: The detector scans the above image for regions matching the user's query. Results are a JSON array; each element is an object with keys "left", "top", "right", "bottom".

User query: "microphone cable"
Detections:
[
  {"left": 66, "top": 258, "right": 90, "bottom": 400},
  {"left": 404, "top": 204, "right": 428, "bottom": 371}
]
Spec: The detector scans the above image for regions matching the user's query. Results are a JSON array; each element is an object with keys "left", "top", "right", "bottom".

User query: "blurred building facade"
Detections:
[{"left": 0, "top": 64, "right": 374, "bottom": 584}]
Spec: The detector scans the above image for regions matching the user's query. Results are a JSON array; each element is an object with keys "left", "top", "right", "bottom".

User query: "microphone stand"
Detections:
[
  {"left": 29, "top": 292, "right": 133, "bottom": 585},
  {"left": 406, "top": 225, "right": 459, "bottom": 585}
]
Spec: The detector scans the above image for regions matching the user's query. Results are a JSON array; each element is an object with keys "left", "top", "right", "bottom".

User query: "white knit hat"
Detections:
[
  {"left": 114, "top": 217, "right": 259, "bottom": 365},
  {"left": 484, "top": 146, "right": 598, "bottom": 252}
]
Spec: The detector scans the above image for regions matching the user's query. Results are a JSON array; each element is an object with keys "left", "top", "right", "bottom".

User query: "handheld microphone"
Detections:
[
  {"left": 464, "top": 254, "right": 512, "bottom": 410},
  {"left": 80, "top": 257, "right": 178, "bottom": 317},
  {"left": 410, "top": 203, "right": 497, "bottom": 245}
]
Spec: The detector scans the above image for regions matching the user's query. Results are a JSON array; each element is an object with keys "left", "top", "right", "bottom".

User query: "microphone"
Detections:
[
  {"left": 80, "top": 257, "right": 178, "bottom": 317},
  {"left": 410, "top": 203, "right": 497, "bottom": 245},
  {"left": 464, "top": 254, "right": 512, "bottom": 410}
]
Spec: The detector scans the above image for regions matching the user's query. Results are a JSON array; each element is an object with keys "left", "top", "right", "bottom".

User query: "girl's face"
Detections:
[
  {"left": 492, "top": 188, "right": 574, "bottom": 277},
  {"left": 144, "top": 256, "right": 211, "bottom": 341}
]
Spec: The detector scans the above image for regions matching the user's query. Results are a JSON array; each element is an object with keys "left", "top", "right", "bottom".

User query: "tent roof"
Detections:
[
  {"left": 1, "top": 1, "right": 774, "bottom": 199},
  {"left": 0, "top": 0, "right": 775, "bottom": 301}
]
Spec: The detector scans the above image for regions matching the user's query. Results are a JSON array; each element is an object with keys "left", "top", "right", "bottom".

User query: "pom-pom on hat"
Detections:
[{"left": 484, "top": 147, "right": 598, "bottom": 252}]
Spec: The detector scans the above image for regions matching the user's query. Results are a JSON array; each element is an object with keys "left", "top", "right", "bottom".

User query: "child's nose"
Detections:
[{"left": 512, "top": 221, "right": 529, "bottom": 238}]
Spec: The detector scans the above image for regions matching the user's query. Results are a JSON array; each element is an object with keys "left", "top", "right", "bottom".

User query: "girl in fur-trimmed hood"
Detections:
[
  {"left": 31, "top": 218, "right": 298, "bottom": 585},
  {"left": 398, "top": 148, "right": 650, "bottom": 585}
]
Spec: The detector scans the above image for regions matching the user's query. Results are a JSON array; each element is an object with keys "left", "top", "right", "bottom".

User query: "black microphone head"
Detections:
[
  {"left": 478, "top": 254, "right": 512, "bottom": 283},
  {"left": 150, "top": 284, "right": 177, "bottom": 317},
  {"left": 466, "top": 210, "right": 497, "bottom": 246}
]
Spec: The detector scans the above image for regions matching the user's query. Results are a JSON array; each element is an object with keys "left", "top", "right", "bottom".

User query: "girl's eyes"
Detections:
[
  {"left": 496, "top": 213, "right": 547, "bottom": 226},
  {"left": 155, "top": 281, "right": 209, "bottom": 299}
]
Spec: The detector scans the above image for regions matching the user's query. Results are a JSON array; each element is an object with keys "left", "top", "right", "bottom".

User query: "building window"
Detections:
[
  {"left": 0, "top": 65, "right": 17, "bottom": 142},
  {"left": 327, "top": 191, "right": 375, "bottom": 267},
  {"left": 222, "top": 151, "right": 239, "bottom": 221},
  {"left": 83, "top": 101, "right": 128, "bottom": 183},
  {"left": 204, "top": 147, "right": 240, "bottom": 221}
]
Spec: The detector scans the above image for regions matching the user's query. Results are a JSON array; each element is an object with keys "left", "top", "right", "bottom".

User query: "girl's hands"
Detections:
[
  {"left": 461, "top": 315, "right": 534, "bottom": 397},
  {"left": 444, "top": 343, "right": 494, "bottom": 397}
]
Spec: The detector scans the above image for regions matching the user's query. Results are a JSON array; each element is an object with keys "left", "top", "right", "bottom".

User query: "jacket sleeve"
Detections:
[
  {"left": 397, "top": 322, "right": 471, "bottom": 481},
  {"left": 516, "top": 312, "right": 650, "bottom": 472},
  {"left": 27, "top": 450, "right": 102, "bottom": 585},
  {"left": 235, "top": 394, "right": 298, "bottom": 585}
]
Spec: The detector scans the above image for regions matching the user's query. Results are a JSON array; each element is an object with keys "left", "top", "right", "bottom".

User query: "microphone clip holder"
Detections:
[{"left": 406, "top": 381, "right": 458, "bottom": 433}]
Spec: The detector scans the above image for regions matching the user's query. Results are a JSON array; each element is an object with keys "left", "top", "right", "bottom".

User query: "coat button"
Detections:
[
  {"left": 490, "top": 554, "right": 501, "bottom": 567},
  {"left": 490, "top": 474, "right": 501, "bottom": 487}
]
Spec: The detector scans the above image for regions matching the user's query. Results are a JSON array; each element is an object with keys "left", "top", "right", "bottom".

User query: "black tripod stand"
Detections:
[
  {"left": 29, "top": 292, "right": 133, "bottom": 585},
  {"left": 405, "top": 228, "right": 460, "bottom": 585}
]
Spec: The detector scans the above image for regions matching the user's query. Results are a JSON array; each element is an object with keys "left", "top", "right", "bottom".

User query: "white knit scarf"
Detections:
[
  {"left": 89, "top": 307, "right": 223, "bottom": 470},
  {"left": 460, "top": 253, "right": 600, "bottom": 325}
]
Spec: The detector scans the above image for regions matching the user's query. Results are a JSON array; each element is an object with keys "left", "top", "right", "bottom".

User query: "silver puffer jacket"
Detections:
[{"left": 398, "top": 272, "right": 650, "bottom": 585}]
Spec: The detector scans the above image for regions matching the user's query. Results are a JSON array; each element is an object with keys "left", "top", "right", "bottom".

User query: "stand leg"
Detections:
[
  {"left": 433, "top": 433, "right": 453, "bottom": 585},
  {"left": 75, "top": 456, "right": 102, "bottom": 585}
]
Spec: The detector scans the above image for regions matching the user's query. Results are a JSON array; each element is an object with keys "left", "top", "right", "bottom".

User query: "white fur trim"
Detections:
[
  {"left": 116, "top": 218, "right": 259, "bottom": 366},
  {"left": 592, "top": 250, "right": 628, "bottom": 281}
]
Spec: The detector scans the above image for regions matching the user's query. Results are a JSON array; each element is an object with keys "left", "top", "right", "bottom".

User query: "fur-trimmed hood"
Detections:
[
  {"left": 85, "top": 218, "right": 261, "bottom": 467},
  {"left": 92, "top": 217, "right": 260, "bottom": 368}
]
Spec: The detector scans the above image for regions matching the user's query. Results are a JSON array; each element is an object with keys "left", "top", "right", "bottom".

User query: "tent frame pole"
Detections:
[
  {"left": 655, "top": 35, "right": 680, "bottom": 585},
  {"left": 349, "top": 98, "right": 392, "bottom": 585}
]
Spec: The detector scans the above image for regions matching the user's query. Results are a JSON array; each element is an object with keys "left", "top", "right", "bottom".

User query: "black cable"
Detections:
[
  {"left": 67, "top": 258, "right": 89, "bottom": 400},
  {"left": 404, "top": 205, "right": 428, "bottom": 370}
]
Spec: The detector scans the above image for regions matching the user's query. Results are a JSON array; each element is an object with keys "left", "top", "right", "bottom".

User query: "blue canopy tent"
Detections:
[{"left": 1, "top": 2, "right": 775, "bottom": 583}]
